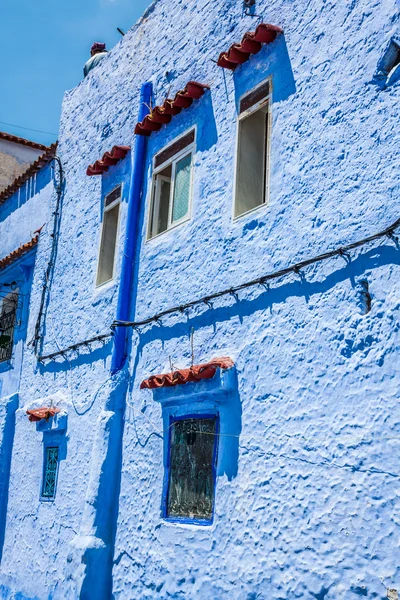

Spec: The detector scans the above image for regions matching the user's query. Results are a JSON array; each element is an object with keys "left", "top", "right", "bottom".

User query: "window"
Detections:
[
  {"left": 376, "top": 39, "right": 400, "bottom": 86},
  {"left": 0, "top": 292, "right": 18, "bottom": 363},
  {"left": 96, "top": 185, "right": 121, "bottom": 286},
  {"left": 41, "top": 446, "right": 59, "bottom": 500},
  {"left": 148, "top": 130, "right": 194, "bottom": 239},
  {"left": 235, "top": 79, "right": 271, "bottom": 218},
  {"left": 165, "top": 416, "right": 218, "bottom": 523}
]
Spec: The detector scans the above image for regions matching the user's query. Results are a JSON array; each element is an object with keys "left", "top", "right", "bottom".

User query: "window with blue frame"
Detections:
[
  {"left": 165, "top": 415, "right": 218, "bottom": 522},
  {"left": 0, "top": 291, "right": 18, "bottom": 363},
  {"left": 41, "top": 446, "right": 59, "bottom": 500}
]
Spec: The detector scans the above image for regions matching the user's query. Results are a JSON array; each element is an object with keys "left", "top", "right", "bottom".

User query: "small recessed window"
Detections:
[
  {"left": 235, "top": 79, "right": 271, "bottom": 218},
  {"left": 41, "top": 446, "right": 59, "bottom": 500},
  {"left": 376, "top": 39, "right": 400, "bottom": 86},
  {"left": 96, "top": 185, "right": 121, "bottom": 287},
  {"left": 148, "top": 130, "right": 195, "bottom": 239},
  {"left": 0, "top": 291, "right": 18, "bottom": 363},
  {"left": 165, "top": 416, "right": 218, "bottom": 523}
]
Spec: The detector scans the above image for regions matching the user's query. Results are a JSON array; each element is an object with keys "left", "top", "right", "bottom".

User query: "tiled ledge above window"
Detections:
[{"left": 141, "top": 357, "right": 236, "bottom": 407}]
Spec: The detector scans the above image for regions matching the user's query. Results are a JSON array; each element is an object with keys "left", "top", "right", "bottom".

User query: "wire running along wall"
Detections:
[{"left": 37, "top": 212, "right": 400, "bottom": 362}]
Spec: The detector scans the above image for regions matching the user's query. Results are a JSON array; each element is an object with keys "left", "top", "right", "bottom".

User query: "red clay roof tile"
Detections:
[
  {"left": 134, "top": 81, "right": 210, "bottom": 136},
  {"left": 140, "top": 357, "right": 234, "bottom": 389},
  {"left": 86, "top": 145, "right": 130, "bottom": 176},
  {"left": 26, "top": 407, "right": 60, "bottom": 422},
  {"left": 0, "top": 131, "right": 49, "bottom": 151},
  {"left": 217, "top": 23, "right": 283, "bottom": 70},
  {"left": 0, "top": 235, "right": 39, "bottom": 272}
]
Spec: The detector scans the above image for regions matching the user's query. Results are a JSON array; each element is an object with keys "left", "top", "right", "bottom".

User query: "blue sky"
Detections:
[{"left": 0, "top": 0, "right": 153, "bottom": 147}]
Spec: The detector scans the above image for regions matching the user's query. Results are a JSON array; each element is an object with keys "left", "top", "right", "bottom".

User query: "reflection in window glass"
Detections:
[
  {"left": 166, "top": 417, "right": 217, "bottom": 522},
  {"left": 172, "top": 153, "right": 192, "bottom": 222}
]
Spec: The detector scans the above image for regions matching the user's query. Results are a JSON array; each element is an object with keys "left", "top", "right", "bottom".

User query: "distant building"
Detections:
[
  {"left": 0, "top": 132, "right": 49, "bottom": 193},
  {"left": 0, "top": 0, "right": 400, "bottom": 599}
]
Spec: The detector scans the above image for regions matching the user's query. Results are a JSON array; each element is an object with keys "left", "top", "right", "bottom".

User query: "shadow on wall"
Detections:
[
  {"left": 196, "top": 91, "right": 219, "bottom": 154},
  {"left": 233, "top": 34, "right": 297, "bottom": 106},
  {"left": 128, "top": 242, "right": 400, "bottom": 386},
  {"left": 217, "top": 367, "right": 241, "bottom": 481},
  {"left": 0, "top": 394, "right": 18, "bottom": 563}
]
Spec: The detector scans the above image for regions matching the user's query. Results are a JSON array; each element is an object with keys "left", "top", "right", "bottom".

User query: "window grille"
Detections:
[
  {"left": 148, "top": 130, "right": 195, "bottom": 239},
  {"left": 165, "top": 416, "right": 218, "bottom": 522},
  {"left": 235, "top": 78, "right": 272, "bottom": 218},
  {"left": 0, "top": 293, "right": 18, "bottom": 363},
  {"left": 41, "top": 446, "right": 59, "bottom": 500}
]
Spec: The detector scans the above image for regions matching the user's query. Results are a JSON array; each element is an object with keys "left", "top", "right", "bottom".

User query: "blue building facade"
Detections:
[{"left": 0, "top": 0, "right": 400, "bottom": 598}]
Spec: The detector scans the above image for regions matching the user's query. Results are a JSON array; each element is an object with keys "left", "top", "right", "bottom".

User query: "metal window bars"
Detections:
[{"left": 0, "top": 295, "right": 17, "bottom": 362}]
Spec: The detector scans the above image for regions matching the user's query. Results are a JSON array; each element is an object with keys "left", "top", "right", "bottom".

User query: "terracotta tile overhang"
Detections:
[
  {"left": 140, "top": 357, "right": 234, "bottom": 389},
  {"left": 134, "top": 81, "right": 210, "bottom": 136},
  {"left": 86, "top": 145, "right": 130, "bottom": 176},
  {"left": 0, "top": 143, "right": 58, "bottom": 206},
  {"left": 217, "top": 23, "right": 283, "bottom": 70},
  {"left": 26, "top": 407, "right": 60, "bottom": 422},
  {"left": 0, "top": 234, "right": 40, "bottom": 272},
  {"left": 0, "top": 131, "right": 49, "bottom": 151}
]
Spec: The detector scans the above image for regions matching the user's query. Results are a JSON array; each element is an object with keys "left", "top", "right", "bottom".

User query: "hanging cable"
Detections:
[
  {"left": 112, "top": 215, "right": 400, "bottom": 329},
  {"left": 31, "top": 155, "right": 64, "bottom": 357},
  {"left": 35, "top": 214, "right": 400, "bottom": 363}
]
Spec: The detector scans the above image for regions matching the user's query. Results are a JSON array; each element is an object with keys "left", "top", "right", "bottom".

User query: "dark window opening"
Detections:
[
  {"left": 0, "top": 292, "right": 18, "bottom": 363},
  {"left": 376, "top": 39, "right": 400, "bottom": 86},
  {"left": 41, "top": 446, "right": 59, "bottom": 500},
  {"left": 166, "top": 416, "right": 218, "bottom": 522}
]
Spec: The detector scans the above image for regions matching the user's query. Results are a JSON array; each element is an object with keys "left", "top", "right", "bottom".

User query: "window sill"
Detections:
[
  {"left": 160, "top": 516, "right": 215, "bottom": 529},
  {"left": 146, "top": 215, "right": 191, "bottom": 243},
  {"left": 233, "top": 199, "right": 269, "bottom": 223},
  {"left": 94, "top": 277, "right": 116, "bottom": 293}
]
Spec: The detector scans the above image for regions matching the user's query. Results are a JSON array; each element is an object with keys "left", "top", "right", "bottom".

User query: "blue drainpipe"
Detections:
[{"left": 110, "top": 81, "right": 152, "bottom": 375}]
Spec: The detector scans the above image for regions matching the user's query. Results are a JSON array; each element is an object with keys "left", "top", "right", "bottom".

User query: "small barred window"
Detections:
[
  {"left": 41, "top": 446, "right": 59, "bottom": 500},
  {"left": 0, "top": 292, "right": 18, "bottom": 363},
  {"left": 165, "top": 416, "right": 218, "bottom": 522}
]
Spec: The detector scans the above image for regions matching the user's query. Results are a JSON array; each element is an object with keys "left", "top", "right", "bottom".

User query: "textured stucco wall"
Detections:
[{"left": 0, "top": 0, "right": 399, "bottom": 598}]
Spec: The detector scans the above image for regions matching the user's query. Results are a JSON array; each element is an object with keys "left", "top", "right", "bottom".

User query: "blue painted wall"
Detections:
[{"left": 0, "top": 0, "right": 400, "bottom": 598}]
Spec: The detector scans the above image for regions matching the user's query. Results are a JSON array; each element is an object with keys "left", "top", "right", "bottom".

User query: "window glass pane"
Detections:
[
  {"left": 96, "top": 203, "right": 119, "bottom": 286},
  {"left": 172, "top": 153, "right": 191, "bottom": 223},
  {"left": 149, "top": 164, "right": 172, "bottom": 238},
  {"left": 0, "top": 292, "right": 18, "bottom": 363},
  {"left": 167, "top": 417, "right": 217, "bottom": 521},
  {"left": 235, "top": 106, "right": 269, "bottom": 217},
  {"left": 42, "top": 446, "right": 59, "bottom": 499},
  {"left": 157, "top": 177, "right": 171, "bottom": 234},
  {"left": 105, "top": 185, "right": 122, "bottom": 208}
]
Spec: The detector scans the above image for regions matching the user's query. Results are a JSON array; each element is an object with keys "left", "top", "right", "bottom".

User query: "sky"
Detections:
[{"left": 0, "top": 0, "right": 153, "bottom": 147}]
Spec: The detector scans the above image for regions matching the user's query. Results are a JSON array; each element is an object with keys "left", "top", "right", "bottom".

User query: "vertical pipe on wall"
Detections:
[{"left": 110, "top": 81, "right": 152, "bottom": 375}]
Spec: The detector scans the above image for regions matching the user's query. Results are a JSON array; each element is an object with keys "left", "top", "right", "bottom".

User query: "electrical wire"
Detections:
[
  {"left": 36, "top": 214, "right": 400, "bottom": 363},
  {"left": 113, "top": 216, "right": 400, "bottom": 329},
  {"left": 0, "top": 120, "right": 57, "bottom": 137},
  {"left": 128, "top": 406, "right": 400, "bottom": 479}
]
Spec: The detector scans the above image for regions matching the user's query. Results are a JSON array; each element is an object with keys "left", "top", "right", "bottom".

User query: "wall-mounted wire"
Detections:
[{"left": 112, "top": 215, "right": 400, "bottom": 330}]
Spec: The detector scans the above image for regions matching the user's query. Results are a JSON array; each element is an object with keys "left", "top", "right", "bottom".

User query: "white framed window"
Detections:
[
  {"left": 234, "top": 78, "right": 272, "bottom": 218},
  {"left": 148, "top": 129, "right": 195, "bottom": 239},
  {"left": 96, "top": 184, "right": 121, "bottom": 287}
]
